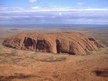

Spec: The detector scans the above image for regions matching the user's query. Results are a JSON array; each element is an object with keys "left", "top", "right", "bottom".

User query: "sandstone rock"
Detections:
[{"left": 2, "top": 32, "right": 104, "bottom": 55}]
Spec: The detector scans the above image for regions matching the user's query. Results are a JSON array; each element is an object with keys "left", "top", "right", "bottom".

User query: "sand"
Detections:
[{"left": 0, "top": 27, "right": 108, "bottom": 81}]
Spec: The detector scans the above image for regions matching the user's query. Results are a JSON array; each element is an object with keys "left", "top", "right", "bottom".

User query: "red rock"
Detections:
[{"left": 2, "top": 32, "right": 104, "bottom": 55}]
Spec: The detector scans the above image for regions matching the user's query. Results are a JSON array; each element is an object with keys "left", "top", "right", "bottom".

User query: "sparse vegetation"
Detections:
[
  {"left": 0, "top": 52, "right": 16, "bottom": 57},
  {"left": 0, "top": 53, "right": 15, "bottom": 57},
  {"left": 0, "top": 59, "right": 9, "bottom": 63},
  {"left": 0, "top": 73, "right": 36, "bottom": 81},
  {"left": 0, "top": 27, "right": 108, "bottom": 81},
  {"left": 0, "top": 44, "right": 4, "bottom": 49},
  {"left": 41, "top": 56, "right": 67, "bottom": 62},
  {"left": 93, "top": 69, "right": 108, "bottom": 77}
]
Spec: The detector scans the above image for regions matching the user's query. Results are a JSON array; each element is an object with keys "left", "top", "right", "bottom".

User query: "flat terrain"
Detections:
[{"left": 0, "top": 27, "right": 108, "bottom": 81}]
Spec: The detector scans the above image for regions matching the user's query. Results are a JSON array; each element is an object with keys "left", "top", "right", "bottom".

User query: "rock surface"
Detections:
[{"left": 2, "top": 32, "right": 104, "bottom": 55}]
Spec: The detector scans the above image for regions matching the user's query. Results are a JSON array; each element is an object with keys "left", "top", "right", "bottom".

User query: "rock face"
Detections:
[{"left": 2, "top": 32, "right": 104, "bottom": 55}]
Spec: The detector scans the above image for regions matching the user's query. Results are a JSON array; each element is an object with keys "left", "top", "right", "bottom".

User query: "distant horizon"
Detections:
[
  {"left": 0, "top": 0, "right": 108, "bottom": 27},
  {"left": 0, "top": 24, "right": 108, "bottom": 29}
]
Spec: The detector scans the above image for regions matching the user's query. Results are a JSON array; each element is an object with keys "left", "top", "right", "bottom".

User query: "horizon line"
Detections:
[{"left": 1, "top": 6, "right": 108, "bottom": 13}]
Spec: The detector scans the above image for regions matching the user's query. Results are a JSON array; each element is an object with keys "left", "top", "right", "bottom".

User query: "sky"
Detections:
[
  {"left": 0, "top": 0, "right": 108, "bottom": 26},
  {"left": 0, "top": 0, "right": 108, "bottom": 11}
]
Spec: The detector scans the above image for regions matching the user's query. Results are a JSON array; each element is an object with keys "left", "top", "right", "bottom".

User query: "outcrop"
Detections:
[{"left": 2, "top": 32, "right": 104, "bottom": 55}]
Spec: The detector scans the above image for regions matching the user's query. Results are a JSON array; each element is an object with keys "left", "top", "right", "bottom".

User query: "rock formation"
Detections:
[{"left": 2, "top": 32, "right": 104, "bottom": 55}]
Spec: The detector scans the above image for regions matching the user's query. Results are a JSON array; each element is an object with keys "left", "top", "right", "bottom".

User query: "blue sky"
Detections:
[
  {"left": 0, "top": 0, "right": 108, "bottom": 25},
  {"left": 1, "top": 0, "right": 108, "bottom": 9}
]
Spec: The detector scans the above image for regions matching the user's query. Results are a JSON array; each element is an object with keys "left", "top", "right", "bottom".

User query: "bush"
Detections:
[{"left": 41, "top": 56, "right": 67, "bottom": 62}]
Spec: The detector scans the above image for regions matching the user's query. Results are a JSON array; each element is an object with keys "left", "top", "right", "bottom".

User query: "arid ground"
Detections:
[{"left": 0, "top": 27, "right": 108, "bottom": 81}]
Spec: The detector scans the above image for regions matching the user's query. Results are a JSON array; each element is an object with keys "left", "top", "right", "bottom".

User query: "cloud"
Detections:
[
  {"left": 29, "top": 0, "right": 37, "bottom": 3},
  {"left": 77, "top": 2, "right": 84, "bottom": 6},
  {"left": 77, "top": 2, "right": 84, "bottom": 5},
  {"left": 0, "top": 7, "right": 25, "bottom": 13},
  {"left": 0, "top": 6, "right": 108, "bottom": 14}
]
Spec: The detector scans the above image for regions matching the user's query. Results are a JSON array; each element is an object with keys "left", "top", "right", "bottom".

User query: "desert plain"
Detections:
[{"left": 0, "top": 27, "right": 108, "bottom": 81}]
